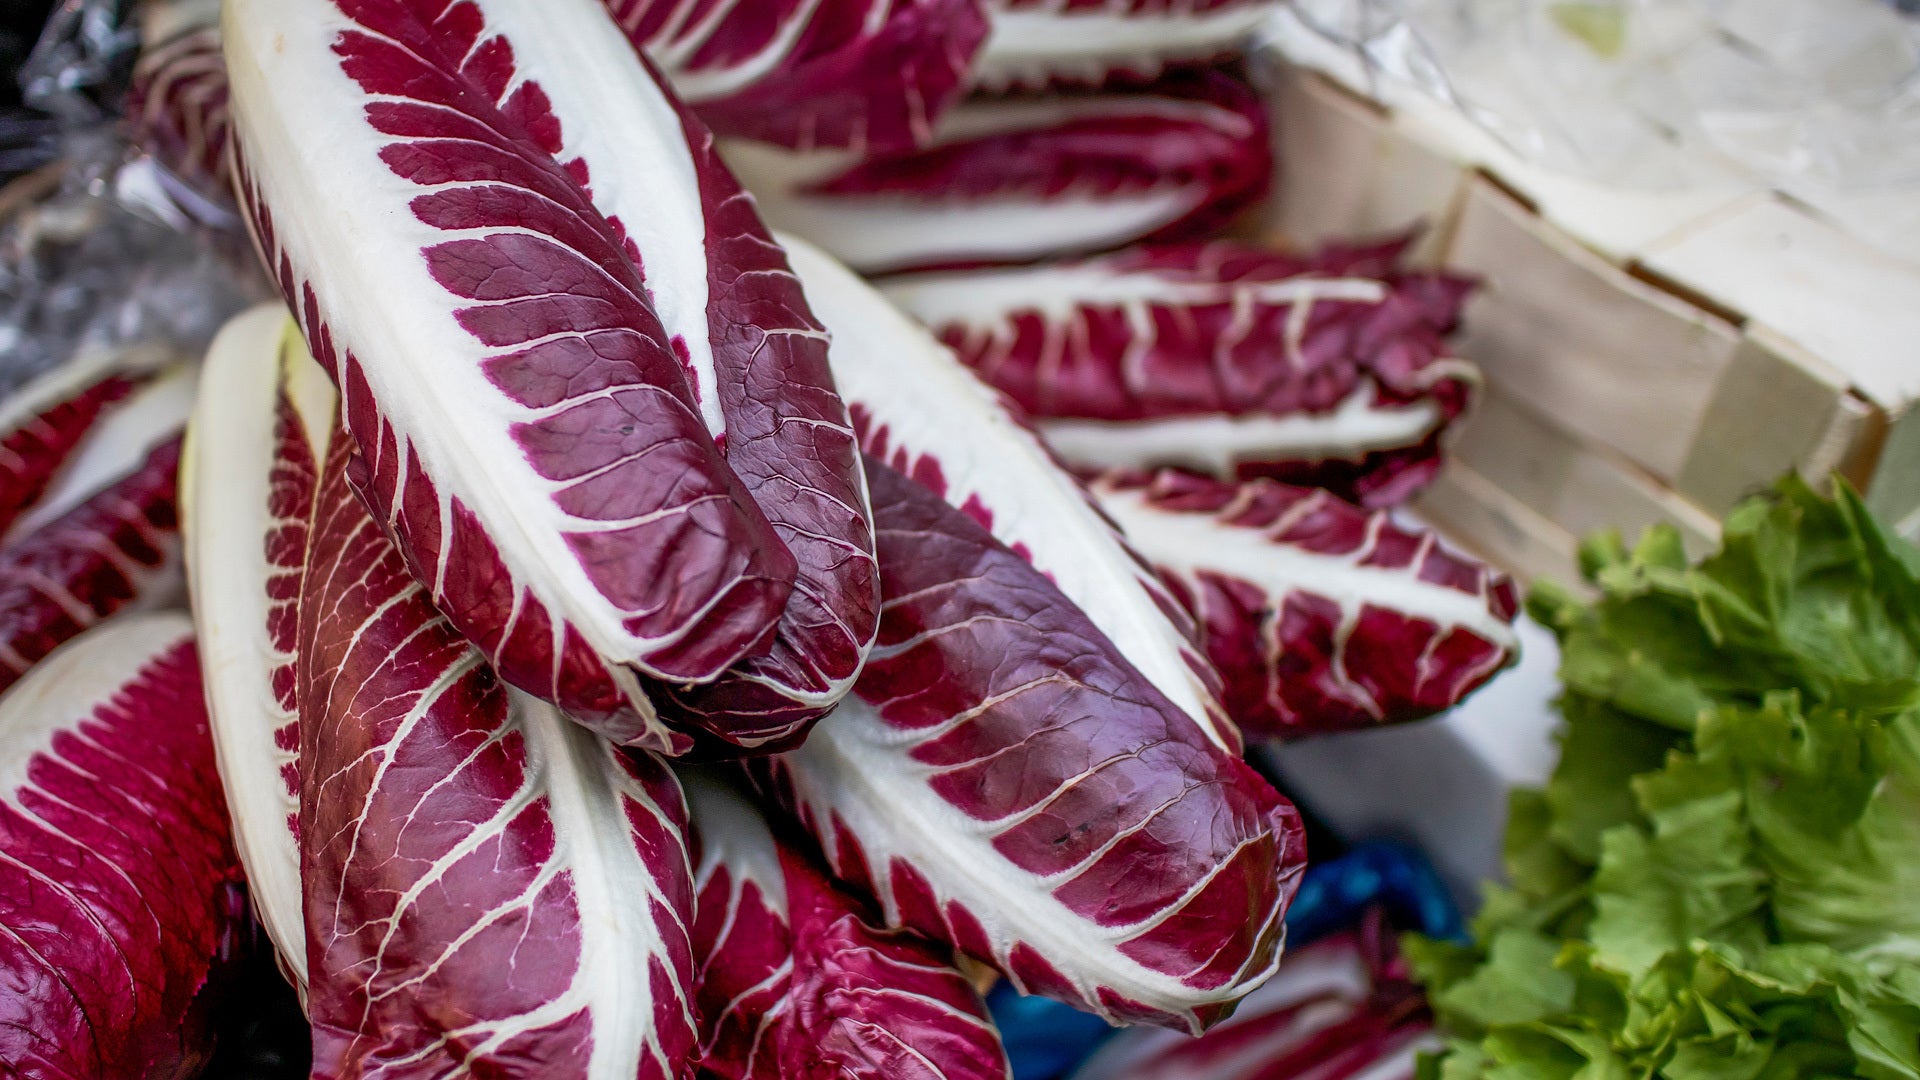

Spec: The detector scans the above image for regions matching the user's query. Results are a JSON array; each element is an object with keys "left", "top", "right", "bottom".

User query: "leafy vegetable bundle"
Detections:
[
  {"left": 0, "top": 0, "right": 1532, "bottom": 1076},
  {"left": 1411, "top": 479, "right": 1920, "bottom": 1080}
]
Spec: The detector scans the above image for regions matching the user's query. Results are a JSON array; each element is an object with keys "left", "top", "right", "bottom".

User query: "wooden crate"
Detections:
[{"left": 1259, "top": 59, "right": 1920, "bottom": 567}]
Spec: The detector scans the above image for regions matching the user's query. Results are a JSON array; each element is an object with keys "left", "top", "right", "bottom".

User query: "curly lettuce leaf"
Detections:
[
  {"left": 1707, "top": 698, "right": 1920, "bottom": 967},
  {"left": 1529, "top": 478, "right": 1920, "bottom": 729},
  {"left": 1419, "top": 479, "right": 1920, "bottom": 1080}
]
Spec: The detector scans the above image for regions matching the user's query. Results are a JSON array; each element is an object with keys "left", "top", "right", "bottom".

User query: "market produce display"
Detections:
[
  {"left": 989, "top": 847, "right": 1461, "bottom": 1080},
  {"left": 1411, "top": 479, "right": 1920, "bottom": 1078},
  {"left": 756, "top": 457, "right": 1307, "bottom": 1032},
  {"left": 780, "top": 233, "right": 1230, "bottom": 750},
  {"left": 299, "top": 368, "right": 702, "bottom": 1078},
  {"left": 225, "top": 0, "right": 886, "bottom": 754},
  {"left": 0, "top": 0, "right": 1557, "bottom": 1075}
]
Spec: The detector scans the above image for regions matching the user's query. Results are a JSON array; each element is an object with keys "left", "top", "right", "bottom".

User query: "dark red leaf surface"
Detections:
[
  {"left": 0, "top": 616, "right": 243, "bottom": 1079},
  {"left": 732, "top": 71, "right": 1271, "bottom": 274},
  {"left": 228, "top": 0, "right": 800, "bottom": 751},
  {"left": 0, "top": 435, "right": 184, "bottom": 696},
  {"left": 1088, "top": 469, "right": 1519, "bottom": 741},
  {"left": 298, "top": 420, "right": 699, "bottom": 1079},
  {"left": 1068, "top": 915, "right": 1432, "bottom": 1080},
  {"left": 0, "top": 369, "right": 137, "bottom": 541},
  {"left": 685, "top": 770, "right": 1010, "bottom": 1080},
  {"left": 884, "top": 237, "right": 1478, "bottom": 508},
  {"left": 641, "top": 94, "right": 879, "bottom": 751},
  {"left": 753, "top": 458, "right": 1306, "bottom": 1034},
  {"left": 605, "top": 0, "right": 989, "bottom": 152}
]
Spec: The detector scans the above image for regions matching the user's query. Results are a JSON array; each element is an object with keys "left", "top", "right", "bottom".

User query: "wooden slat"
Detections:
[
  {"left": 1446, "top": 177, "right": 1743, "bottom": 482},
  {"left": 1265, "top": 68, "right": 1467, "bottom": 263}
]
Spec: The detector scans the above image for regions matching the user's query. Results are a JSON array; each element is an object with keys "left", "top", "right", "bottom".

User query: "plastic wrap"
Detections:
[
  {"left": 2, "top": 1, "right": 68, "bottom": 183},
  {"left": 0, "top": 140, "right": 258, "bottom": 394},
  {"left": 0, "top": 0, "right": 257, "bottom": 396},
  {"left": 1283, "top": 841, "right": 1463, "bottom": 946},
  {"left": 18, "top": 0, "right": 138, "bottom": 122},
  {"left": 1267, "top": 0, "right": 1920, "bottom": 261}
]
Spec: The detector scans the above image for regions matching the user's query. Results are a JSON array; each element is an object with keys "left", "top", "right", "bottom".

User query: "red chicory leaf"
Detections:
[
  {"left": 130, "top": 0, "right": 231, "bottom": 191},
  {"left": 1067, "top": 922, "right": 1434, "bottom": 1080},
  {"left": 971, "top": 0, "right": 1283, "bottom": 91},
  {"left": 0, "top": 362, "right": 199, "bottom": 695},
  {"left": 604, "top": 0, "right": 989, "bottom": 152},
  {"left": 183, "top": 304, "right": 331, "bottom": 990},
  {"left": 1087, "top": 468, "right": 1519, "bottom": 741},
  {"left": 0, "top": 614, "right": 244, "bottom": 1078},
  {"left": 298, "top": 409, "right": 699, "bottom": 1079},
  {"left": 0, "top": 355, "right": 147, "bottom": 541},
  {"left": 138, "top": 0, "right": 893, "bottom": 756},
  {"left": 0, "top": 434, "right": 184, "bottom": 695},
  {"left": 225, "top": 0, "right": 808, "bottom": 752},
  {"left": 881, "top": 238, "right": 1479, "bottom": 508},
  {"left": 753, "top": 458, "right": 1308, "bottom": 1034},
  {"left": 684, "top": 768, "right": 1012, "bottom": 1080},
  {"left": 730, "top": 71, "right": 1272, "bottom": 274},
  {"left": 782, "top": 232, "right": 1233, "bottom": 752}
]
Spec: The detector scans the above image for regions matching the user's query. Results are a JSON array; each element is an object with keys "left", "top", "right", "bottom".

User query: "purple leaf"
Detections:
[
  {"left": 1088, "top": 469, "right": 1519, "bottom": 741},
  {"left": 130, "top": 5, "right": 232, "bottom": 191},
  {"left": 0, "top": 359, "right": 143, "bottom": 540},
  {"left": 784, "top": 233, "right": 1233, "bottom": 751},
  {"left": 973, "top": 0, "right": 1284, "bottom": 91},
  {"left": 184, "top": 305, "right": 332, "bottom": 990},
  {"left": 633, "top": 90, "right": 879, "bottom": 752},
  {"left": 297, "top": 410, "right": 698, "bottom": 1079},
  {"left": 1068, "top": 920, "right": 1433, "bottom": 1080},
  {"left": 0, "top": 362, "right": 200, "bottom": 694},
  {"left": 605, "top": 0, "right": 990, "bottom": 152},
  {"left": 752, "top": 458, "right": 1307, "bottom": 1034},
  {"left": 684, "top": 768, "right": 1011, "bottom": 1080},
  {"left": 730, "top": 71, "right": 1272, "bottom": 274},
  {"left": 0, "top": 615, "right": 244, "bottom": 1078},
  {"left": 0, "top": 434, "right": 184, "bottom": 695},
  {"left": 882, "top": 238, "right": 1479, "bottom": 508},
  {"left": 225, "top": 0, "right": 827, "bottom": 751}
]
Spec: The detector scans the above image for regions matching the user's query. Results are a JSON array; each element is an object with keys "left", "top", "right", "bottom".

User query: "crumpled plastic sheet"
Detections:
[
  {"left": 1, "top": 4, "right": 56, "bottom": 105},
  {"left": 18, "top": 0, "right": 138, "bottom": 122},
  {"left": 1270, "top": 0, "right": 1920, "bottom": 260},
  {"left": 990, "top": 841, "right": 1461, "bottom": 1080},
  {"left": 0, "top": 0, "right": 259, "bottom": 396},
  {"left": 0, "top": 132, "right": 259, "bottom": 395},
  {"left": 0, "top": 109, "right": 59, "bottom": 183},
  {"left": 2, "top": 1, "right": 77, "bottom": 185}
]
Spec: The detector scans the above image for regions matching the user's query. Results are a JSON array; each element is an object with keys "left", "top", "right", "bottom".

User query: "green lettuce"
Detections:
[{"left": 1411, "top": 479, "right": 1920, "bottom": 1080}]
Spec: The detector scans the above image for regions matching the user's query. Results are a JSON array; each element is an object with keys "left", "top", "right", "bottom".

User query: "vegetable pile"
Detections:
[
  {"left": 1410, "top": 479, "right": 1920, "bottom": 1079},
  {"left": 0, "top": 0, "right": 1532, "bottom": 1076}
]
